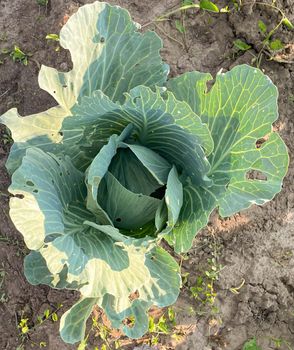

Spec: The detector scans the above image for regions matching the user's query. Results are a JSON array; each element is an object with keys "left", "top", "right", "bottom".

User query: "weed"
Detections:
[
  {"left": 78, "top": 306, "right": 182, "bottom": 349},
  {"left": 229, "top": 278, "right": 245, "bottom": 295},
  {"left": 0, "top": 126, "right": 13, "bottom": 145},
  {"left": 270, "top": 337, "right": 293, "bottom": 350},
  {"left": 45, "top": 33, "right": 60, "bottom": 52},
  {"left": 17, "top": 303, "right": 63, "bottom": 348},
  {"left": 235, "top": 2, "right": 293, "bottom": 67},
  {"left": 233, "top": 39, "right": 251, "bottom": 52},
  {"left": 36, "top": 0, "right": 48, "bottom": 6},
  {"left": 147, "top": 307, "right": 184, "bottom": 347},
  {"left": 10, "top": 46, "right": 31, "bottom": 65},
  {"left": 46, "top": 34, "right": 59, "bottom": 42},
  {"left": 189, "top": 247, "right": 223, "bottom": 314},
  {"left": 18, "top": 318, "right": 30, "bottom": 335},
  {"left": 78, "top": 312, "right": 113, "bottom": 350},
  {"left": 243, "top": 338, "right": 261, "bottom": 350},
  {"left": 142, "top": 0, "right": 293, "bottom": 68}
]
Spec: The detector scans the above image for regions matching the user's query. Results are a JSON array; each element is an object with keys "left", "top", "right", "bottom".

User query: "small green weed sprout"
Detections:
[
  {"left": 148, "top": 307, "right": 180, "bottom": 346},
  {"left": 36, "top": 0, "right": 48, "bottom": 6},
  {"left": 233, "top": 39, "right": 251, "bottom": 52},
  {"left": 270, "top": 337, "right": 293, "bottom": 350},
  {"left": 189, "top": 250, "right": 223, "bottom": 314},
  {"left": 45, "top": 34, "right": 60, "bottom": 42},
  {"left": 17, "top": 303, "right": 63, "bottom": 348},
  {"left": 78, "top": 312, "right": 113, "bottom": 350},
  {"left": 233, "top": 2, "right": 293, "bottom": 67},
  {"left": 18, "top": 318, "right": 29, "bottom": 334},
  {"left": 10, "top": 46, "right": 30, "bottom": 65},
  {"left": 45, "top": 34, "right": 60, "bottom": 52},
  {"left": 229, "top": 278, "right": 245, "bottom": 295},
  {"left": 243, "top": 338, "right": 261, "bottom": 350}
]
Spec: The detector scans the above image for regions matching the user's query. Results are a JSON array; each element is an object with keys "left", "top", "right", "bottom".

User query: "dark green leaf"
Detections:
[
  {"left": 123, "top": 143, "right": 172, "bottom": 185},
  {"left": 98, "top": 172, "right": 161, "bottom": 230},
  {"left": 109, "top": 148, "right": 162, "bottom": 195}
]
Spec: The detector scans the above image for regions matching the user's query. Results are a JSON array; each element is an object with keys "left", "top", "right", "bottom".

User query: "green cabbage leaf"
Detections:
[{"left": 0, "top": 1, "right": 288, "bottom": 344}]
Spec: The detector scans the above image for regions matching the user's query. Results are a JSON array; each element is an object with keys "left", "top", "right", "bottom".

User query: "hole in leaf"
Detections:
[
  {"left": 15, "top": 194, "right": 24, "bottom": 199},
  {"left": 122, "top": 315, "right": 135, "bottom": 328},
  {"left": 59, "top": 172, "right": 62, "bottom": 176},
  {"left": 62, "top": 85, "right": 67, "bottom": 88},
  {"left": 26, "top": 180, "right": 34, "bottom": 187},
  {"left": 246, "top": 170, "right": 267, "bottom": 181},
  {"left": 100, "top": 37, "right": 105, "bottom": 43},
  {"left": 53, "top": 90, "right": 56, "bottom": 94},
  {"left": 128, "top": 290, "right": 140, "bottom": 302},
  {"left": 255, "top": 135, "right": 269, "bottom": 148},
  {"left": 58, "top": 131, "right": 64, "bottom": 136},
  {"left": 116, "top": 218, "right": 122, "bottom": 222},
  {"left": 33, "top": 189, "right": 38, "bottom": 193},
  {"left": 150, "top": 185, "right": 166, "bottom": 200},
  {"left": 206, "top": 77, "right": 216, "bottom": 93}
]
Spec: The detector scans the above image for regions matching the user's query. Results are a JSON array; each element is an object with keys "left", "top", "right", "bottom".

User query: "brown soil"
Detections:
[{"left": 0, "top": 1, "right": 293, "bottom": 349}]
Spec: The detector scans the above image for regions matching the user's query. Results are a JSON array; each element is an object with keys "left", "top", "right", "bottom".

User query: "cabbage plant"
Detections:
[{"left": 0, "top": 1, "right": 288, "bottom": 344}]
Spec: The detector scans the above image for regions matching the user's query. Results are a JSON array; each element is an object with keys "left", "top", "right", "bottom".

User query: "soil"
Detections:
[{"left": 0, "top": 0, "right": 293, "bottom": 349}]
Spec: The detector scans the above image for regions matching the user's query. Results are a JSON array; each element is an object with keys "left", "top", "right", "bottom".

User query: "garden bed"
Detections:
[{"left": 0, "top": 0, "right": 293, "bottom": 349}]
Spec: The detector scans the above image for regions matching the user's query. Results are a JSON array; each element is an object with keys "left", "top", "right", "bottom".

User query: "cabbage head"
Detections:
[{"left": 0, "top": 1, "right": 288, "bottom": 344}]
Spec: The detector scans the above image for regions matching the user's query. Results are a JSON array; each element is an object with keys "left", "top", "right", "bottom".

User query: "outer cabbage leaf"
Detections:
[
  {"left": 59, "top": 245, "right": 180, "bottom": 342},
  {"left": 10, "top": 148, "right": 180, "bottom": 342},
  {"left": 167, "top": 64, "right": 289, "bottom": 252},
  {"left": 0, "top": 1, "right": 168, "bottom": 173}
]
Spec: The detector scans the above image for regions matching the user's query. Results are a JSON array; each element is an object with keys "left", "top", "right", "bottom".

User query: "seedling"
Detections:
[
  {"left": 243, "top": 338, "right": 262, "bottom": 350},
  {"left": 10, "top": 46, "right": 31, "bottom": 65},
  {"left": 270, "top": 337, "right": 293, "bottom": 350},
  {"left": 229, "top": 278, "right": 245, "bottom": 294},
  {"left": 45, "top": 34, "right": 59, "bottom": 42},
  {"left": 189, "top": 248, "right": 223, "bottom": 314},
  {"left": 239, "top": 2, "right": 293, "bottom": 66},
  {"left": 17, "top": 303, "right": 63, "bottom": 349},
  {"left": 45, "top": 33, "right": 60, "bottom": 52},
  {"left": 233, "top": 39, "right": 251, "bottom": 52},
  {"left": 36, "top": 0, "right": 48, "bottom": 6}
]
